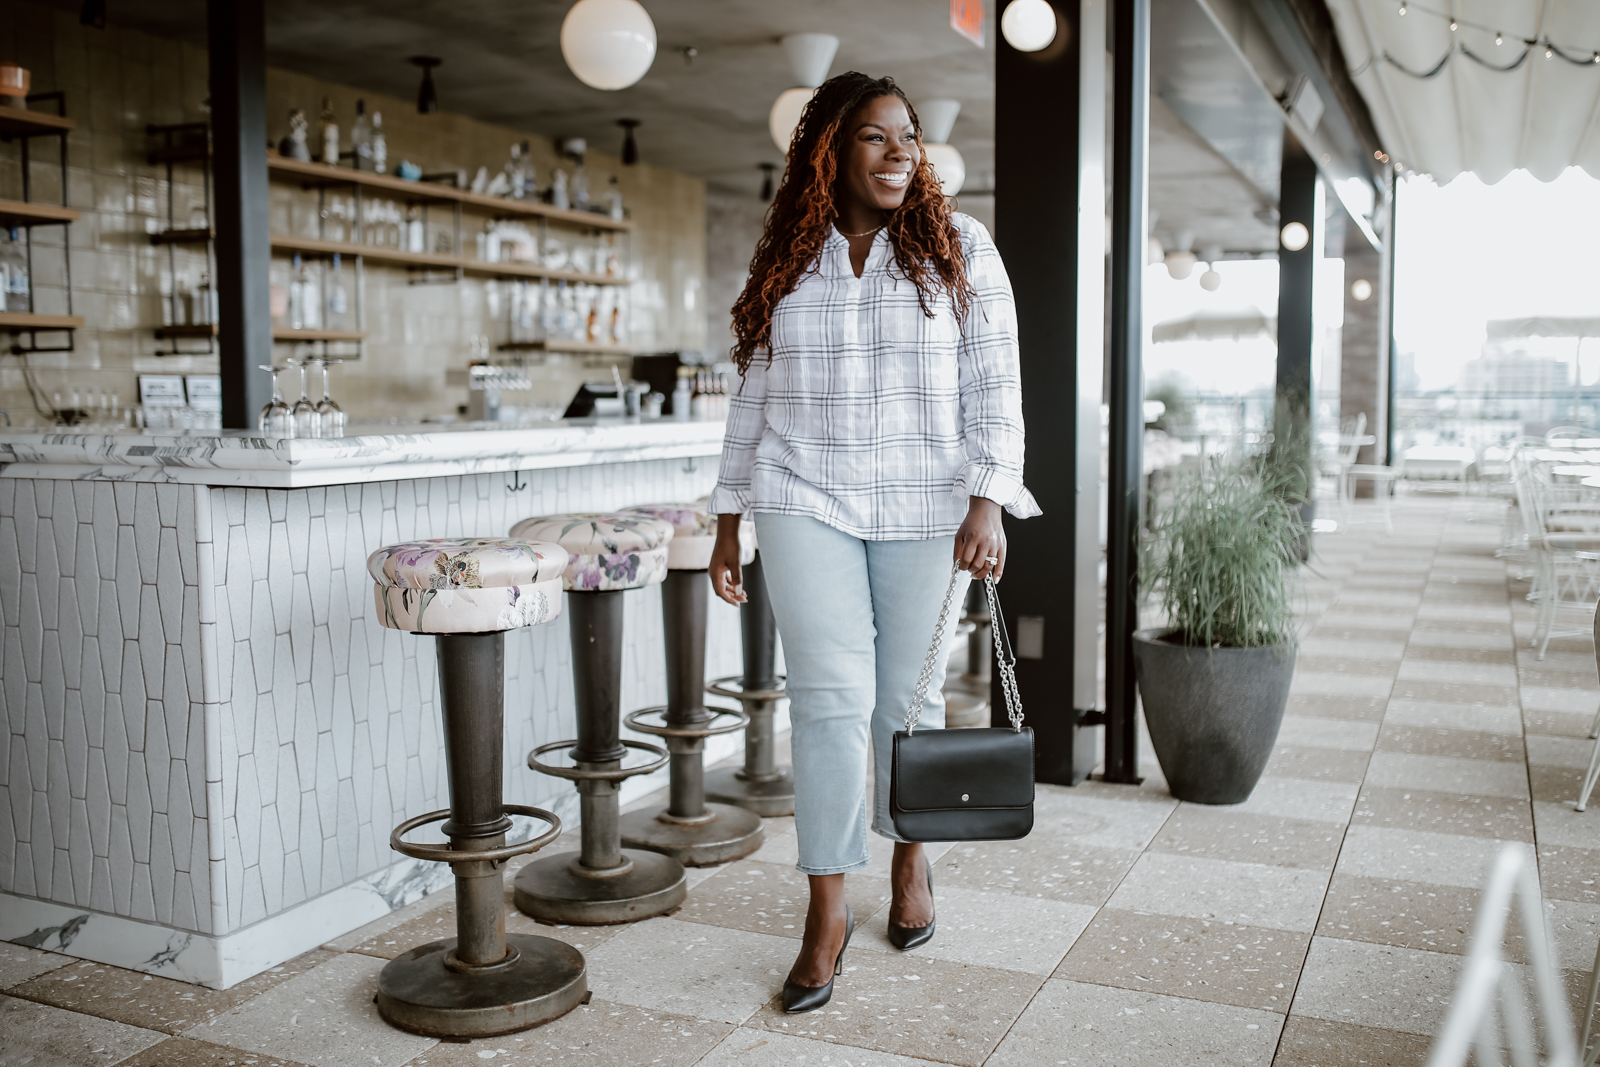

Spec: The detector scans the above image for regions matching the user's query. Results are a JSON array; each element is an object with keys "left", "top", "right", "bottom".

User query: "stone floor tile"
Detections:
[
  {"left": 1147, "top": 807, "right": 1344, "bottom": 870},
  {"left": 1518, "top": 649, "right": 1595, "bottom": 674},
  {"left": 937, "top": 837, "right": 1141, "bottom": 908},
  {"left": 1264, "top": 746, "right": 1372, "bottom": 784},
  {"left": 750, "top": 951, "right": 1043, "bottom": 1067},
  {"left": 1539, "top": 844, "right": 1600, "bottom": 904},
  {"left": 1283, "top": 693, "right": 1388, "bottom": 723},
  {"left": 0, "top": 993, "right": 166, "bottom": 1066},
  {"left": 0, "top": 942, "right": 71, "bottom": 989},
  {"left": 1389, "top": 679, "right": 1522, "bottom": 707},
  {"left": 1352, "top": 786, "right": 1533, "bottom": 841},
  {"left": 986, "top": 979, "right": 1283, "bottom": 1067},
  {"left": 1271, "top": 1016, "right": 1437, "bottom": 1067},
  {"left": 1531, "top": 763, "right": 1587, "bottom": 805},
  {"left": 1294, "top": 655, "right": 1400, "bottom": 679},
  {"left": 1054, "top": 908, "right": 1309, "bottom": 1013},
  {"left": 1315, "top": 873, "right": 1508, "bottom": 959},
  {"left": 398, "top": 999, "right": 732, "bottom": 1067},
  {"left": 1397, "top": 658, "right": 1519, "bottom": 688},
  {"left": 181, "top": 952, "right": 436, "bottom": 1067},
  {"left": 1290, "top": 672, "right": 1395, "bottom": 700},
  {"left": 1334, "top": 826, "right": 1526, "bottom": 889},
  {"left": 1376, "top": 723, "right": 1524, "bottom": 762},
  {"left": 1027, "top": 787, "right": 1180, "bottom": 851},
  {"left": 745, "top": 827, "right": 801, "bottom": 867},
  {"left": 698, "top": 1028, "right": 936, "bottom": 1067},
  {"left": 1404, "top": 643, "right": 1517, "bottom": 665},
  {"left": 349, "top": 896, "right": 625, "bottom": 959},
  {"left": 1525, "top": 707, "right": 1599, "bottom": 739},
  {"left": 1364, "top": 752, "right": 1530, "bottom": 800},
  {"left": 1527, "top": 734, "right": 1596, "bottom": 769},
  {"left": 1332, "top": 592, "right": 1422, "bottom": 612},
  {"left": 854, "top": 884, "right": 1096, "bottom": 975},
  {"left": 1276, "top": 717, "right": 1381, "bottom": 751},
  {"left": 1296, "top": 638, "right": 1408, "bottom": 661},
  {"left": 1106, "top": 852, "right": 1329, "bottom": 933},
  {"left": 1381, "top": 699, "right": 1523, "bottom": 735},
  {"left": 115, "top": 1037, "right": 314, "bottom": 1067},
  {"left": 580, "top": 917, "right": 799, "bottom": 1024},
  {"left": 674, "top": 859, "right": 892, "bottom": 942},
  {"left": 1311, "top": 614, "right": 1418, "bottom": 637},
  {"left": 1547, "top": 899, "right": 1600, "bottom": 974},
  {"left": 1406, "top": 624, "right": 1516, "bottom": 647},
  {"left": 1517, "top": 669, "right": 1597, "bottom": 694},
  {"left": 1289, "top": 937, "right": 1465, "bottom": 1036},
  {"left": 1224, "top": 777, "right": 1361, "bottom": 825},
  {"left": 1533, "top": 801, "right": 1600, "bottom": 851},
  {"left": 8, "top": 948, "right": 336, "bottom": 1035},
  {"left": 1414, "top": 603, "right": 1510, "bottom": 624},
  {"left": 1521, "top": 687, "right": 1600, "bottom": 714}
]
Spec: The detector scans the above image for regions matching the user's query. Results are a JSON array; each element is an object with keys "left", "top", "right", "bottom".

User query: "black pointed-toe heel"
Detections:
[
  {"left": 888, "top": 860, "right": 935, "bottom": 951},
  {"left": 782, "top": 905, "right": 854, "bottom": 1014}
]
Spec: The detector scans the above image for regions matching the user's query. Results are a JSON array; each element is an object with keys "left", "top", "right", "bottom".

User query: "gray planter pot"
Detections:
[{"left": 1132, "top": 629, "right": 1296, "bottom": 804}]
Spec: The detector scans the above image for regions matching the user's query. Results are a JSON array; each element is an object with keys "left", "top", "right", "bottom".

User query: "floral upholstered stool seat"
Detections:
[
  {"left": 362, "top": 535, "right": 584, "bottom": 1038},
  {"left": 504, "top": 512, "right": 689, "bottom": 924},
  {"left": 610, "top": 503, "right": 767, "bottom": 865}
]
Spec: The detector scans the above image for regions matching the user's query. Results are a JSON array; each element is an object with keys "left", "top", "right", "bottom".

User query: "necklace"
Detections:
[{"left": 837, "top": 222, "right": 884, "bottom": 239}]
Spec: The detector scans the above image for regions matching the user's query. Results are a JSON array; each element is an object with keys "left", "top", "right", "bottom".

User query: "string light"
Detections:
[
  {"left": 1449, "top": 18, "right": 1458, "bottom": 32},
  {"left": 1495, "top": 31, "right": 1503, "bottom": 45},
  {"left": 1546, "top": 45, "right": 1554, "bottom": 59},
  {"left": 1398, "top": 1, "right": 1406, "bottom": 13}
]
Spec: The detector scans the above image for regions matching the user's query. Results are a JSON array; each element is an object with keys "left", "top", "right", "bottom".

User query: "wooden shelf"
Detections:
[
  {"left": 273, "top": 328, "right": 368, "bottom": 342},
  {"left": 266, "top": 157, "right": 632, "bottom": 231},
  {"left": 268, "top": 234, "right": 627, "bottom": 286},
  {"left": 0, "top": 199, "right": 78, "bottom": 227},
  {"left": 151, "top": 227, "right": 213, "bottom": 245},
  {"left": 498, "top": 339, "right": 637, "bottom": 355},
  {"left": 0, "top": 105, "right": 74, "bottom": 137},
  {"left": 0, "top": 312, "right": 84, "bottom": 330},
  {"left": 154, "top": 323, "right": 217, "bottom": 338}
]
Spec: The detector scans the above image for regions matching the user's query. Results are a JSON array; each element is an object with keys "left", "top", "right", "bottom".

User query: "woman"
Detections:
[{"left": 706, "top": 72, "right": 1038, "bottom": 1013}]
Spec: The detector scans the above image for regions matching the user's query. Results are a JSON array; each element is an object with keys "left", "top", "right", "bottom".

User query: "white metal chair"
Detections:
[
  {"left": 1514, "top": 459, "right": 1600, "bottom": 659},
  {"left": 1573, "top": 603, "right": 1600, "bottom": 813}
]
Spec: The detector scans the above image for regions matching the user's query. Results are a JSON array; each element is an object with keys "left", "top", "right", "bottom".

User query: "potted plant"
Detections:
[{"left": 1133, "top": 457, "right": 1302, "bottom": 804}]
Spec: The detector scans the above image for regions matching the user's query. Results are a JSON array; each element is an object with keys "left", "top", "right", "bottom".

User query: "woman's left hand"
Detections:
[{"left": 955, "top": 496, "right": 1005, "bottom": 582}]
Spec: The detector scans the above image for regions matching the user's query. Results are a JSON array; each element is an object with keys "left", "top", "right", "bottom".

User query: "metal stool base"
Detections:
[
  {"left": 704, "top": 764, "right": 795, "bottom": 817},
  {"left": 617, "top": 801, "right": 765, "bottom": 866},
  {"left": 945, "top": 691, "right": 991, "bottom": 729},
  {"left": 513, "top": 848, "right": 686, "bottom": 925},
  {"left": 375, "top": 933, "right": 587, "bottom": 1038}
]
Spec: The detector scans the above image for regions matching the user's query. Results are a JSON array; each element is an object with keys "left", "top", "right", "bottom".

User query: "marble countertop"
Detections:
[{"left": 0, "top": 418, "right": 729, "bottom": 488}]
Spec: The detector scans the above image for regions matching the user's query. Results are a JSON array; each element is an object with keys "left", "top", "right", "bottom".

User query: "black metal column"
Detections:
[
  {"left": 995, "top": 0, "right": 1104, "bottom": 785},
  {"left": 1276, "top": 131, "right": 1323, "bottom": 480},
  {"left": 207, "top": 0, "right": 273, "bottom": 428},
  {"left": 1103, "top": 0, "right": 1150, "bottom": 786}
]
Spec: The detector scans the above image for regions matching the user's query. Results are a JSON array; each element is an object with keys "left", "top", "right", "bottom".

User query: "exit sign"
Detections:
[{"left": 951, "top": 0, "right": 984, "bottom": 46}]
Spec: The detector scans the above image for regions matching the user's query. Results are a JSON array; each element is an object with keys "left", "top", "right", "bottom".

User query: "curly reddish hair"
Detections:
[{"left": 729, "top": 72, "right": 974, "bottom": 374}]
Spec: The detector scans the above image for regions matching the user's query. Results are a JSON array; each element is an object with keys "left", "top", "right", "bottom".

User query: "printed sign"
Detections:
[
  {"left": 951, "top": 0, "right": 985, "bottom": 46},
  {"left": 138, "top": 374, "right": 186, "bottom": 406}
]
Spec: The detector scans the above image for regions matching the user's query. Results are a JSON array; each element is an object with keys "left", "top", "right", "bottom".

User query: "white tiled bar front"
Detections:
[{"left": 0, "top": 420, "right": 754, "bottom": 988}]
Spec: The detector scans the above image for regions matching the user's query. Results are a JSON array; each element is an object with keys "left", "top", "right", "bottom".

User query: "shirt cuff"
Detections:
[
  {"left": 707, "top": 485, "right": 751, "bottom": 516},
  {"left": 955, "top": 464, "right": 1043, "bottom": 519}
]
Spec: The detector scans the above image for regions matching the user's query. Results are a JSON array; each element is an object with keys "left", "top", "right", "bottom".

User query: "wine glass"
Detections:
[
  {"left": 314, "top": 357, "right": 346, "bottom": 438},
  {"left": 258, "top": 365, "right": 294, "bottom": 437},
  {"left": 289, "top": 358, "right": 320, "bottom": 438}
]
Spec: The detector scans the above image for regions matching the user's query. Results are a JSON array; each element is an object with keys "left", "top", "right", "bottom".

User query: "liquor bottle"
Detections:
[
  {"left": 585, "top": 287, "right": 599, "bottom": 343},
  {"left": 505, "top": 143, "right": 523, "bottom": 199},
  {"left": 288, "top": 254, "right": 305, "bottom": 330},
  {"left": 327, "top": 253, "right": 349, "bottom": 330},
  {"left": 350, "top": 99, "right": 372, "bottom": 170},
  {"left": 193, "top": 273, "right": 217, "bottom": 325},
  {"left": 2, "top": 227, "right": 29, "bottom": 312},
  {"left": 404, "top": 205, "right": 423, "bottom": 253},
  {"left": 572, "top": 157, "right": 590, "bottom": 210},
  {"left": 370, "top": 111, "right": 387, "bottom": 174},
  {"left": 319, "top": 98, "right": 338, "bottom": 165},
  {"left": 518, "top": 140, "right": 536, "bottom": 200},
  {"left": 673, "top": 367, "right": 692, "bottom": 421},
  {"left": 299, "top": 256, "right": 321, "bottom": 330},
  {"left": 550, "top": 170, "right": 570, "bottom": 211}
]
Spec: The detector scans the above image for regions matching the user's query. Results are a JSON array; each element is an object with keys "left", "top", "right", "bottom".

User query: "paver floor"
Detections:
[{"left": 6, "top": 494, "right": 1600, "bottom": 1065}]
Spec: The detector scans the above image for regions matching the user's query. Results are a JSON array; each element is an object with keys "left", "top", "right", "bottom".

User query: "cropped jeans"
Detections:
[{"left": 754, "top": 512, "right": 969, "bottom": 875}]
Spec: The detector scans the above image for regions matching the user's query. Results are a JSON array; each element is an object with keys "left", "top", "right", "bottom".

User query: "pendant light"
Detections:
[
  {"left": 410, "top": 56, "right": 441, "bottom": 114},
  {"left": 1198, "top": 246, "right": 1223, "bottom": 291},
  {"left": 561, "top": 0, "right": 657, "bottom": 91},
  {"left": 769, "top": 33, "right": 839, "bottom": 153},
  {"left": 1002, "top": 0, "right": 1057, "bottom": 52},
  {"left": 1165, "top": 229, "right": 1196, "bottom": 280},
  {"left": 1280, "top": 221, "right": 1309, "bottom": 252},
  {"left": 918, "top": 98, "right": 965, "bottom": 196}
]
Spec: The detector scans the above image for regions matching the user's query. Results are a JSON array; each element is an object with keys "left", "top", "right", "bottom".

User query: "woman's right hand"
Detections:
[{"left": 709, "top": 514, "right": 748, "bottom": 606}]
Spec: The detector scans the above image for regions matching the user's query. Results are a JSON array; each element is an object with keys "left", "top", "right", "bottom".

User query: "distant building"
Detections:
[{"left": 1458, "top": 346, "right": 1570, "bottom": 423}]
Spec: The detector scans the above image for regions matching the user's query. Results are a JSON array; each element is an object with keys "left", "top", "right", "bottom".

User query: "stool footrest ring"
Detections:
[
  {"left": 623, "top": 704, "right": 750, "bottom": 739},
  {"left": 528, "top": 738, "right": 670, "bottom": 782},
  {"left": 707, "top": 675, "right": 787, "bottom": 702},
  {"left": 390, "top": 804, "right": 562, "bottom": 864}
]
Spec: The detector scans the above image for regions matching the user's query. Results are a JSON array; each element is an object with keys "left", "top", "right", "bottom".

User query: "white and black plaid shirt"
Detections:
[{"left": 708, "top": 213, "right": 1040, "bottom": 540}]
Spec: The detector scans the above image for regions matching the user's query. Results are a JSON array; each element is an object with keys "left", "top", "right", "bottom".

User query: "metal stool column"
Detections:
[
  {"left": 509, "top": 513, "right": 688, "bottom": 924},
  {"left": 616, "top": 504, "right": 763, "bottom": 865},
  {"left": 367, "top": 537, "right": 585, "bottom": 1038},
  {"left": 706, "top": 550, "right": 795, "bottom": 816},
  {"left": 945, "top": 581, "right": 992, "bottom": 729}
]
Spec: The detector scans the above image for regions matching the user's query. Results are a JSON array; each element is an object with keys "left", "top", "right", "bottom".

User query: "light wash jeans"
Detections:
[{"left": 755, "top": 512, "right": 970, "bottom": 875}]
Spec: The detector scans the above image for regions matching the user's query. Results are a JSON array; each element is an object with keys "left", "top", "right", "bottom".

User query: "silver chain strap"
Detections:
[{"left": 904, "top": 563, "right": 1025, "bottom": 735}]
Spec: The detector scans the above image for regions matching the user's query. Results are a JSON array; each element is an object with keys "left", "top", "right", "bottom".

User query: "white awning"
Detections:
[
  {"left": 1324, "top": 0, "right": 1600, "bottom": 184},
  {"left": 1486, "top": 316, "right": 1600, "bottom": 340},
  {"left": 1151, "top": 311, "right": 1276, "bottom": 343}
]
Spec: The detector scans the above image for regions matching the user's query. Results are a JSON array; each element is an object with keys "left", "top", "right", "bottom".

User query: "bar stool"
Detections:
[
  {"left": 367, "top": 537, "right": 585, "bottom": 1038},
  {"left": 705, "top": 550, "right": 796, "bottom": 817},
  {"left": 613, "top": 504, "right": 765, "bottom": 864},
  {"left": 507, "top": 512, "right": 688, "bottom": 924}
]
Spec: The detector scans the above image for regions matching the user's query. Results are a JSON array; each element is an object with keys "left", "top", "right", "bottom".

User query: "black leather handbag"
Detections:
[{"left": 890, "top": 565, "right": 1034, "bottom": 842}]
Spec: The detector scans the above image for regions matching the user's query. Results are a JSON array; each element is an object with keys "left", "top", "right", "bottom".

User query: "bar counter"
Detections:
[{"left": 0, "top": 418, "right": 751, "bottom": 988}]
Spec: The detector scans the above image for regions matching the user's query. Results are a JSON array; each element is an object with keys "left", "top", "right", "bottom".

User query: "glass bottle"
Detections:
[
  {"left": 350, "top": 99, "right": 372, "bottom": 170},
  {"left": 299, "top": 256, "right": 320, "bottom": 330},
  {"left": 2, "top": 227, "right": 29, "bottom": 313},
  {"left": 519, "top": 139, "right": 536, "bottom": 200},
  {"left": 319, "top": 97, "right": 339, "bottom": 166},
  {"left": 505, "top": 143, "right": 524, "bottom": 200},
  {"left": 327, "top": 253, "right": 348, "bottom": 330},
  {"left": 370, "top": 111, "right": 386, "bottom": 174},
  {"left": 288, "top": 254, "right": 305, "bottom": 330}
]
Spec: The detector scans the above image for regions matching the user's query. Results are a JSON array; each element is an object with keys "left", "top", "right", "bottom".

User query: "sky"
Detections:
[{"left": 1395, "top": 168, "right": 1600, "bottom": 392}]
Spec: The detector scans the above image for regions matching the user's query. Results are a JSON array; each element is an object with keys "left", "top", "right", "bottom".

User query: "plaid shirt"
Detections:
[{"left": 708, "top": 213, "right": 1040, "bottom": 540}]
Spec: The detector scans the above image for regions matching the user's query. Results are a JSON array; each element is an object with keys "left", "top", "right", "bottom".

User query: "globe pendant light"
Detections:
[
  {"left": 561, "top": 0, "right": 657, "bottom": 91},
  {"left": 1002, "top": 0, "right": 1058, "bottom": 52},
  {"left": 768, "top": 33, "right": 839, "bottom": 153},
  {"left": 918, "top": 98, "right": 965, "bottom": 196}
]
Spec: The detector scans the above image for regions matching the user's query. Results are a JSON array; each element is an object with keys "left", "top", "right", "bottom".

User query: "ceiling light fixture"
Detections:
[
  {"left": 1002, "top": 0, "right": 1057, "bottom": 52},
  {"left": 409, "top": 56, "right": 441, "bottom": 114},
  {"left": 561, "top": 0, "right": 657, "bottom": 91},
  {"left": 1545, "top": 45, "right": 1555, "bottom": 59},
  {"left": 1398, "top": 1, "right": 1406, "bottom": 14},
  {"left": 1495, "top": 31, "right": 1503, "bottom": 45},
  {"left": 1199, "top": 246, "right": 1223, "bottom": 291},
  {"left": 1351, "top": 279, "right": 1373, "bottom": 301},
  {"left": 1449, "top": 19, "right": 1458, "bottom": 32},
  {"left": 617, "top": 119, "right": 640, "bottom": 164},
  {"left": 918, "top": 98, "right": 966, "bottom": 196},
  {"left": 1280, "top": 221, "right": 1310, "bottom": 252},
  {"left": 768, "top": 33, "right": 839, "bottom": 153}
]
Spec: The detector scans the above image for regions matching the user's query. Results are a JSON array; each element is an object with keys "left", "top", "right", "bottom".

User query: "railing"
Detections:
[{"left": 1427, "top": 845, "right": 1579, "bottom": 1067}]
